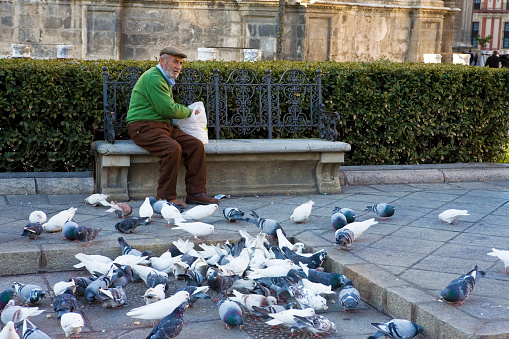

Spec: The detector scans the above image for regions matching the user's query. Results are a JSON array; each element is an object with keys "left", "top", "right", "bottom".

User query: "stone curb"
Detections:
[{"left": 1, "top": 163, "right": 508, "bottom": 195}]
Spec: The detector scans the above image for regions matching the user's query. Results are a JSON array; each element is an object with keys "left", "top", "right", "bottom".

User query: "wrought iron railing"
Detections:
[{"left": 102, "top": 66, "right": 340, "bottom": 143}]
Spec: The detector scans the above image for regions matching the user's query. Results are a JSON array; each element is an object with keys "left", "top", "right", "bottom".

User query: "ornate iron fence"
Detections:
[{"left": 102, "top": 66, "right": 339, "bottom": 143}]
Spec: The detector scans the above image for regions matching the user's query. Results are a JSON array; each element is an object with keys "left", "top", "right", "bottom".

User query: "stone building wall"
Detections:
[{"left": 0, "top": 0, "right": 459, "bottom": 62}]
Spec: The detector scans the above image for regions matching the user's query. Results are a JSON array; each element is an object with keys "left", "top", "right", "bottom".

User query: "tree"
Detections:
[{"left": 475, "top": 35, "right": 493, "bottom": 50}]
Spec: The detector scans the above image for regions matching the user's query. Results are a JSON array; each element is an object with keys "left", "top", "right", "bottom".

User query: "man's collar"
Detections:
[{"left": 156, "top": 64, "right": 176, "bottom": 87}]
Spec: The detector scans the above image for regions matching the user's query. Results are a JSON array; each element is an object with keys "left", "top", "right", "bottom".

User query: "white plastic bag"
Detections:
[{"left": 173, "top": 101, "right": 208, "bottom": 144}]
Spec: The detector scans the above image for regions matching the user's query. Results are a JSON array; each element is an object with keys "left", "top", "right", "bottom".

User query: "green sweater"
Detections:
[{"left": 126, "top": 67, "right": 192, "bottom": 125}]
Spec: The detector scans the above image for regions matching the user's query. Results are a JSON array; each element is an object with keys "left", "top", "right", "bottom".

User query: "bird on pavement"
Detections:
[
  {"left": 290, "top": 285, "right": 328, "bottom": 311},
  {"left": 0, "top": 321, "right": 19, "bottom": 339},
  {"left": 333, "top": 207, "right": 356, "bottom": 223},
  {"left": 145, "top": 300, "right": 189, "bottom": 339},
  {"left": 1, "top": 300, "right": 44, "bottom": 325},
  {"left": 139, "top": 197, "right": 154, "bottom": 221},
  {"left": 281, "top": 246, "right": 327, "bottom": 269},
  {"left": 335, "top": 218, "right": 378, "bottom": 249},
  {"left": 53, "top": 286, "right": 78, "bottom": 319},
  {"left": 293, "top": 314, "right": 337, "bottom": 336},
  {"left": 118, "top": 236, "right": 152, "bottom": 258},
  {"left": 366, "top": 203, "right": 395, "bottom": 219},
  {"left": 22, "top": 319, "right": 51, "bottom": 339},
  {"left": 222, "top": 207, "right": 245, "bottom": 223},
  {"left": 42, "top": 207, "right": 77, "bottom": 233},
  {"left": 96, "top": 286, "right": 127, "bottom": 308},
  {"left": 337, "top": 279, "right": 361, "bottom": 311},
  {"left": 28, "top": 211, "right": 47, "bottom": 224},
  {"left": 0, "top": 289, "right": 16, "bottom": 311},
  {"left": 218, "top": 299, "right": 243, "bottom": 329},
  {"left": 85, "top": 193, "right": 110, "bottom": 206},
  {"left": 115, "top": 217, "right": 150, "bottom": 234},
  {"left": 172, "top": 220, "right": 214, "bottom": 241},
  {"left": 73, "top": 225, "right": 102, "bottom": 246},
  {"left": 299, "top": 262, "right": 348, "bottom": 290},
  {"left": 126, "top": 290, "right": 190, "bottom": 320},
  {"left": 243, "top": 210, "right": 285, "bottom": 237},
  {"left": 13, "top": 282, "right": 46, "bottom": 306},
  {"left": 368, "top": 319, "right": 424, "bottom": 339},
  {"left": 230, "top": 290, "right": 277, "bottom": 313},
  {"left": 181, "top": 204, "right": 218, "bottom": 220},
  {"left": 106, "top": 202, "right": 133, "bottom": 218},
  {"left": 440, "top": 265, "right": 485, "bottom": 305},
  {"left": 21, "top": 223, "right": 43, "bottom": 240},
  {"left": 290, "top": 200, "right": 314, "bottom": 223},
  {"left": 331, "top": 210, "right": 348, "bottom": 230},
  {"left": 62, "top": 221, "right": 79, "bottom": 241},
  {"left": 60, "top": 312, "right": 84, "bottom": 338},
  {"left": 439, "top": 209, "right": 469, "bottom": 224},
  {"left": 262, "top": 307, "right": 316, "bottom": 328},
  {"left": 144, "top": 284, "right": 166, "bottom": 305},
  {"left": 487, "top": 248, "right": 509, "bottom": 274}
]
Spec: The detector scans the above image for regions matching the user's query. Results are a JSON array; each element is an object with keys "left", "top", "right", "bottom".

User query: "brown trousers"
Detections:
[{"left": 127, "top": 121, "right": 207, "bottom": 200}]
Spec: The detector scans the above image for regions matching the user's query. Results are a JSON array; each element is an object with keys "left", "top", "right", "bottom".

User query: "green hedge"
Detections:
[{"left": 1, "top": 58, "right": 508, "bottom": 172}]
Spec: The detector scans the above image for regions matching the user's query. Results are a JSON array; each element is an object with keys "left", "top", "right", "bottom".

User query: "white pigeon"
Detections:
[
  {"left": 28, "top": 211, "right": 47, "bottom": 224},
  {"left": 53, "top": 280, "right": 77, "bottom": 296},
  {"left": 131, "top": 264, "right": 168, "bottom": 286},
  {"left": 249, "top": 248, "right": 268, "bottom": 270},
  {"left": 144, "top": 284, "right": 166, "bottom": 305},
  {"left": 149, "top": 252, "right": 183, "bottom": 274},
  {"left": 487, "top": 248, "right": 509, "bottom": 274},
  {"left": 302, "top": 279, "right": 336, "bottom": 295},
  {"left": 73, "top": 254, "right": 113, "bottom": 269},
  {"left": 265, "top": 307, "right": 316, "bottom": 327},
  {"left": 42, "top": 207, "right": 77, "bottom": 232},
  {"left": 161, "top": 203, "right": 186, "bottom": 224},
  {"left": 60, "top": 312, "right": 84, "bottom": 338},
  {"left": 85, "top": 193, "right": 110, "bottom": 206},
  {"left": 73, "top": 253, "right": 113, "bottom": 276},
  {"left": 173, "top": 238, "right": 200, "bottom": 257},
  {"left": 181, "top": 204, "right": 218, "bottom": 220},
  {"left": 439, "top": 209, "right": 469, "bottom": 224},
  {"left": 113, "top": 254, "right": 149, "bottom": 266},
  {"left": 276, "top": 228, "right": 305, "bottom": 252},
  {"left": 0, "top": 321, "right": 19, "bottom": 339},
  {"left": 335, "top": 218, "right": 378, "bottom": 249},
  {"left": 139, "top": 197, "right": 154, "bottom": 221},
  {"left": 290, "top": 200, "right": 314, "bottom": 223},
  {"left": 344, "top": 218, "right": 378, "bottom": 238},
  {"left": 172, "top": 220, "right": 214, "bottom": 241},
  {"left": 246, "top": 259, "right": 294, "bottom": 279},
  {"left": 126, "top": 290, "right": 190, "bottom": 320},
  {"left": 216, "top": 248, "right": 250, "bottom": 276},
  {"left": 239, "top": 229, "right": 255, "bottom": 247},
  {"left": 1, "top": 300, "right": 44, "bottom": 325}
]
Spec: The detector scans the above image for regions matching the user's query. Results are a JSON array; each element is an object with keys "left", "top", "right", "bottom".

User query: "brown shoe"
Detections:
[
  {"left": 169, "top": 199, "right": 187, "bottom": 209},
  {"left": 186, "top": 193, "right": 220, "bottom": 205}
]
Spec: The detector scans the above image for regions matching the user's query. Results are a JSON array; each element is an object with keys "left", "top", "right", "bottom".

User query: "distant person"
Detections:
[
  {"left": 500, "top": 54, "right": 509, "bottom": 68},
  {"left": 485, "top": 50, "right": 501, "bottom": 68}
]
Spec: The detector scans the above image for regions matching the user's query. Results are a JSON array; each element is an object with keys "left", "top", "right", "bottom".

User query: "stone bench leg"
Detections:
[
  {"left": 315, "top": 152, "right": 344, "bottom": 194},
  {"left": 94, "top": 155, "right": 130, "bottom": 201}
]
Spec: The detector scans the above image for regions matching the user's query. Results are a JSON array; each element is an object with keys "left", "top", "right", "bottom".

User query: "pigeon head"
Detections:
[
  {"left": 440, "top": 286, "right": 459, "bottom": 302},
  {"left": 335, "top": 229, "right": 354, "bottom": 246}
]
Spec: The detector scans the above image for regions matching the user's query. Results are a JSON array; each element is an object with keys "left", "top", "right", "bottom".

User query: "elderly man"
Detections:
[{"left": 126, "top": 47, "right": 219, "bottom": 208}]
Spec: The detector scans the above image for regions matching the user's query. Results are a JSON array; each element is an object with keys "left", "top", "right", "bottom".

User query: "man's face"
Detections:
[{"left": 160, "top": 54, "right": 184, "bottom": 79}]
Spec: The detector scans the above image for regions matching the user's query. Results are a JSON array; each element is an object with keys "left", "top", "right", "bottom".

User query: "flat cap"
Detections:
[{"left": 160, "top": 47, "right": 187, "bottom": 58}]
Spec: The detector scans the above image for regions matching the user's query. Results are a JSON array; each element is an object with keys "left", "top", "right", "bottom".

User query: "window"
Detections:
[
  {"left": 474, "top": 0, "right": 481, "bottom": 9},
  {"left": 472, "top": 22, "right": 479, "bottom": 47},
  {"left": 504, "top": 23, "right": 509, "bottom": 48}
]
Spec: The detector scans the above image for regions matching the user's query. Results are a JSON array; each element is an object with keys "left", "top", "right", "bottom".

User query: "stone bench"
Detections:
[{"left": 92, "top": 139, "right": 351, "bottom": 200}]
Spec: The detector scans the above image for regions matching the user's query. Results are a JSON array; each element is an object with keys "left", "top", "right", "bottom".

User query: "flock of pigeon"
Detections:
[{"left": 0, "top": 193, "right": 503, "bottom": 339}]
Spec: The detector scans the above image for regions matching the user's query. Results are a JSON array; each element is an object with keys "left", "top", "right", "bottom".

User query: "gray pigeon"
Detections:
[
  {"left": 368, "top": 319, "right": 424, "bottom": 339},
  {"left": 110, "top": 264, "right": 133, "bottom": 288},
  {"left": 440, "top": 265, "right": 485, "bottom": 305},
  {"left": 13, "top": 282, "right": 46, "bottom": 306},
  {"left": 0, "top": 288, "right": 15, "bottom": 310},
  {"left": 333, "top": 207, "right": 356, "bottom": 223},
  {"left": 73, "top": 225, "right": 102, "bottom": 246},
  {"left": 218, "top": 299, "right": 243, "bottom": 329},
  {"left": 366, "top": 203, "right": 395, "bottom": 219},
  {"left": 331, "top": 211, "right": 348, "bottom": 230},
  {"left": 293, "top": 314, "right": 337, "bottom": 336},
  {"left": 96, "top": 286, "right": 127, "bottom": 308},
  {"left": 22, "top": 319, "right": 52, "bottom": 339},
  {"left": 145, "top": 301, "right": 189, "bottom": 339},
  {"left": 84, "top": 273, "right": 111, "bottom": 303},
  {"left": 337, "top": 279, "right": 360, "bottom": 311},
  {"left": 244, "top": 210, "right": 286, "bottom": 237},
  {"left": 73, "top": 276, "right": 96, "bottom": 296},
  {"left": 118, "top": 236, "right": 152, "bottom": 258},
  {"left": 52, "top": 286, "right": 78, "bottom": 319},
  {"left": 115, "top": 217, "right": 150, "bottom": 234},
  {"left": 21, "top": 223, "right": 43, "bottom": 240},
  {"left": 62, "top": 221, "right": 79, "bottom": 241},
  {"left": 222, "top": 208, "right": 245, "bottom": 223}
]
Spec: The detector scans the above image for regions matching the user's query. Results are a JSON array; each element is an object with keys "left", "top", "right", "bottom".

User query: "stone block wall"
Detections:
[{"left": 0, "top": 0, "right": 458, "bottom": 62}]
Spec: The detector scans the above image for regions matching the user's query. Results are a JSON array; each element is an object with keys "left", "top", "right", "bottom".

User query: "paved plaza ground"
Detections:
[{"left": 1, "top": 178, "right": 509, "bottom": 338}]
